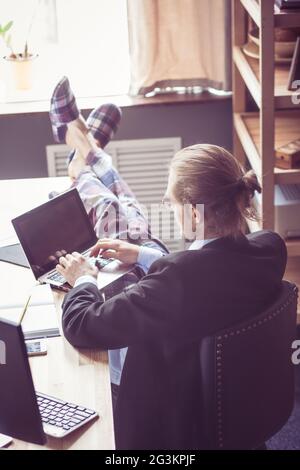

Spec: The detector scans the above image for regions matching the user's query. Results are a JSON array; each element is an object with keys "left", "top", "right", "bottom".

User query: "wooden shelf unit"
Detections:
[
  {"left": 232, "top": 0, "right": 300, "bottom": 257},
  {"left": 234, "top": 111, "right": 300, "bottom": 184},
  {"left": 241, "top": 0, "right": 300, "bottom": 28},
  {"left": 233, "top": 46, "right": 300, "bottom": 109}
]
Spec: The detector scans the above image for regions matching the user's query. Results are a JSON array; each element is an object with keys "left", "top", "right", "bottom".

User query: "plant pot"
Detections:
[{"left": 4, "top": 54, "right": 38, "bottom": 90}]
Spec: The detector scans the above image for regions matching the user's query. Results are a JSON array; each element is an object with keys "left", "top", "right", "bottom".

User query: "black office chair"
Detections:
[{"left": 199, "top": 280, "right": 298, "bottom": 450}]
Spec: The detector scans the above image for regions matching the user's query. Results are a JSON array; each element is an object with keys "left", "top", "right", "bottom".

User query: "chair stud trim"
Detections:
[{"left": 214, "top": 288, "right": 298, "bottom": 449}]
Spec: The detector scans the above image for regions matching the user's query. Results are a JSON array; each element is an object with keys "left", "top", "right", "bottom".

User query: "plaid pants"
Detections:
[{"left": 72, "top": 148, "right": 168, "bottom": 255}]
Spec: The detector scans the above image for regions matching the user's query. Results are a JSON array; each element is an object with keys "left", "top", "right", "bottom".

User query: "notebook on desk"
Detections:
[{"left": 0, "top": 284, "right": 60, "bottom": 340}]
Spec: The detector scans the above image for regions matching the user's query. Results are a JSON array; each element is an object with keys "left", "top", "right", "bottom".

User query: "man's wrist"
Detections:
[
  {"left": 137, "top": 246, "right": 165, "bottom": 273},
  {"left": 74, "top": 274, "right": 98, "bottom": 288}
]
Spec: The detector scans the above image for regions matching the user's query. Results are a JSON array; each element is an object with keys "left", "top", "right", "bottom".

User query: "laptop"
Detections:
[
  {"left": 0, "top": 317, "right": 98, "bottom": 443},
  {"left": 11, "top": 188, "right": 123, "bottom": 290}
]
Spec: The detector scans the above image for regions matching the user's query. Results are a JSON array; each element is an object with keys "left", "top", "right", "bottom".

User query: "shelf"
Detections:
[
  {"left": 240, "top": 0, "right": 261, "bottom": 27},
  {"left": 233, "top": 46, "right": 299, "bottom": 110},
  {"left": 274, "top": 4, "right": 300, "bottom": 28},
  {"left": 234, "top": 113, "right": 262, "bottom": 178},
  {"left": 234, "top": 111, "right": 300, "bottom": 184},
  {"left": 233, "top": 46, "right": 261, "bottom": 108},
  {"left": 241, "top": 0, "right": 300, "bottom": 28},
  {"left": 286, "top": 239, "right": 300, "bottom": 257},
  {"left": 234, "top": 1, "right": 300, "bottom": 250}
]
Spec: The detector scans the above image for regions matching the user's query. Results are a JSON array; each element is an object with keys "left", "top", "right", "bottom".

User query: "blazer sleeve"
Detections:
[{"left": 61, "top": 257, "right": 184, "bottom": 350}]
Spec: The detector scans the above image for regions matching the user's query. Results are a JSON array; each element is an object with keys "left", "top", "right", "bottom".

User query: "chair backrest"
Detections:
[{"left": 199, "top": 280, "right": 298, "bottom": 450}]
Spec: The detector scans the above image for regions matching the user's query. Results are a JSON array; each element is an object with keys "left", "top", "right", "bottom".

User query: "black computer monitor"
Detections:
[
  {"left": 0, "top": 317, "right": 46, "bottom": 444},
  {"left": 12, "top": 188, "right": 98, "bottom": 279}
]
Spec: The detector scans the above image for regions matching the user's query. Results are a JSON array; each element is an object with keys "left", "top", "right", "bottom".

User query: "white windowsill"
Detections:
[{"left": 0, "top": 90, "right": 231, "bottom": 116}]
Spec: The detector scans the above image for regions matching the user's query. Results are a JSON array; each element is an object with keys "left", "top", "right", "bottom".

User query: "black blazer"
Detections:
[{"left": 62, "top": 231, "right": 287, "bottom": 450}]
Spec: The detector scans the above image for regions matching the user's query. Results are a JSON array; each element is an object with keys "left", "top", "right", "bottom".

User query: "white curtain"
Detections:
[{"left": 127, "top": 0, "right": 232, "bottom": 96}]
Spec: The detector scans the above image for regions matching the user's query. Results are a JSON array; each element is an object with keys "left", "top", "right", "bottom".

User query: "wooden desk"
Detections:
[{"left": 0, "top": 178, "right": 115, "bottom": 450}]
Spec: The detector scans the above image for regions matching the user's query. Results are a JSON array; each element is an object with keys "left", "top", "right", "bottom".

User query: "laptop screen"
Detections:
[{"left": 12, "top": 189, "right": 98, "bottom": 279}]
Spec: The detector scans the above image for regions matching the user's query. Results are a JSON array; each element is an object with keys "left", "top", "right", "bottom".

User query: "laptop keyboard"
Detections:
[
  {"left": 93, "top": 257, "right": 114, "bottom": 269},
  {"left": 48, "top": 271, "right": 65, "bottom": 283},
  {"left": 37, "top": 392, "right": 98, "bottom": 437},
  {"left": 47, "top": 257, "right": 114, "bottom": 284}
]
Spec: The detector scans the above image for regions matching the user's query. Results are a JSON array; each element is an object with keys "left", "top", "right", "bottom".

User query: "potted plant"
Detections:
[{"left": 0, "top": 19, "right": 38, "bottom": 90}]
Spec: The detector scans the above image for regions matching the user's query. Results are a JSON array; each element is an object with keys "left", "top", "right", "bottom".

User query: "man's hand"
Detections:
[
  {"left": 90, "top": 239, "right": 140, "bottom": 265},
  {"left": 56, "top": 252, "right": 98, "bottom": 287}
]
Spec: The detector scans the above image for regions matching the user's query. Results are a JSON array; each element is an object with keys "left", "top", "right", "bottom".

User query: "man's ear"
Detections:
[{"left": 192, "top": 205, "right": 202, "bottom": 224}]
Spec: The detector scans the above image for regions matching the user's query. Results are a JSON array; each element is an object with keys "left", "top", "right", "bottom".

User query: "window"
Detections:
[{"left": 0, "top": 0, "right": 130, "bottom": 102}]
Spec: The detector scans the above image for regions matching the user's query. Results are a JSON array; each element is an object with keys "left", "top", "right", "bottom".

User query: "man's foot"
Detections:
[
  {"left": 50, "top": 76, "right": 121, "bottom": 157},
  {"left": 86, "top": 103, "right": 122, "bottom": 148},
  {"left": 50, "top": 76, "right": 81, "bottom": 143},
  {"left": 68, "top": 150, "right": 87, "bottom": 181},
  {"left": 66, "top": 121, "right": 99, "bottom": 180},
  {"left": 50, "top": 77, "right": 122, "bottom": 180},
  {"left": 68, "top": 103, "right": 122, "bottom": 165}
]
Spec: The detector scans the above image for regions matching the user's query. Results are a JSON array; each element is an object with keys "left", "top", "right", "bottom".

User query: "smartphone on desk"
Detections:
[{"left": 26, "top": 339, "right": 48, "bottom": 357}]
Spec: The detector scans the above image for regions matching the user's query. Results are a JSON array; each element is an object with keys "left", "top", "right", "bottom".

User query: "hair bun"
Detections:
[{"left": 241, "top": 170, "right": 261, "bottom": 198}]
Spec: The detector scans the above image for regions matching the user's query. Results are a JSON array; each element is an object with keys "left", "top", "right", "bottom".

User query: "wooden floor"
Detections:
[{"left": 285, "top": 256, "right": 300, "bottom": 323}]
